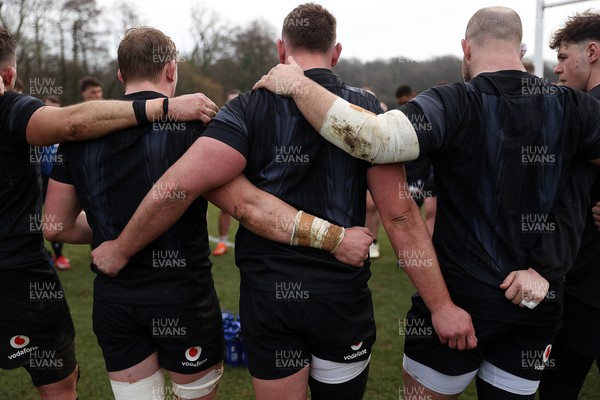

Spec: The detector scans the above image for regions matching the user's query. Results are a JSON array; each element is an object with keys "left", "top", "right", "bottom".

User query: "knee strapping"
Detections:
[
  {"left": 309, "top": 359, "right": 370, "bottom": 400},
  {"left": 171, "top": 367, "right": 224, "bottom": 399},
  {"left": 110, "top": 369, "right": 165, "bottom": 400}
]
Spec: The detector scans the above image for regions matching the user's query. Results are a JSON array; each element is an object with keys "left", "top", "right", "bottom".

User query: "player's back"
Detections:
[
  {"left": 53, "top": 91, "right": 211, "bottom": 304},
  {"left": 405, "top": 70, "right": 600, "bottom": 323},
  {"left": 204, "top": 68, "right": 383, "bottom": 294}
]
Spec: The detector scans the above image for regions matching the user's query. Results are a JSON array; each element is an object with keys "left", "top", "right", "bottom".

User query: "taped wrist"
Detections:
[{"left": 290, "top": 211, "right": 345, "bottom": 253}]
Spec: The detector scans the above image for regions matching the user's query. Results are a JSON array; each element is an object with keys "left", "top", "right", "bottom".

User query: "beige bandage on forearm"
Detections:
[
  {"left": 290, "top": 211, "right": 345, "bottom": 253},
  {"left": 319, "top": 98, "right": 421, "bottom": 164}
]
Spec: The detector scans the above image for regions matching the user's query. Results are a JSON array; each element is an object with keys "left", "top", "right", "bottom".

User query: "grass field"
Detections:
[{"left": 1, "top": 203, "right": 599, "bottom": 399}]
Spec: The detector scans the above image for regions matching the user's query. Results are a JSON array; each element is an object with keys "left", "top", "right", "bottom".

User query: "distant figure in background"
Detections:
[
  {"left": 80, "top": 76, "right": 103, "bottom": 101},
  {"left": 395, "top": 84, "right": 416, "bottom": 107},
  {"left": 41, "top": 96, "right": 70, "bottom": 270},
  {"left": 362, "top": 85, "right": 388, "bottom": 111},
  {"left": 213, "top": 89, "right": 242, "bottom": 256}
]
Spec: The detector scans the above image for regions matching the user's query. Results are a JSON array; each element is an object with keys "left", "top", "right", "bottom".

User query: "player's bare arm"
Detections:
[
  {"left": 204, "top": 175, "right": 374, "bottom": 267},
  {"left": 43, "top": 179, "right": 92, "bottom": 244},
  {"left": 367, "top": 162, "right": 477, "bottom": 351},
  {"left": 25, "top": 93, "right": 218, "bottom": 146},
  {"left": 254, "top": 56, "right": 420, "bottom": 164}
]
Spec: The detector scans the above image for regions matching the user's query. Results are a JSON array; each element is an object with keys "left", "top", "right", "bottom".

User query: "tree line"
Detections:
[{"left": 0, "top": 0, "right": 556, "bottom": 107}]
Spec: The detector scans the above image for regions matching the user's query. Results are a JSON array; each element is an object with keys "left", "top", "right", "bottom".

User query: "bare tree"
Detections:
[
  {"left": 229, "top": 19, "right": 278, "bottom": 89},
  {"left": 188, "top": 2, "right": 231, "bottom": 71}
]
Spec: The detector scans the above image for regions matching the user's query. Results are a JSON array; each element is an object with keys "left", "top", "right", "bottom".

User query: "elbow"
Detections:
[
  {"left": 231, "top": 203, "right": 252, "bottom": 229},
  {"left": 43, "top": 226, "right": 62, "bottom": 242},
  {"left": 386, "top": 201, "right": 422, "bottom": 228}
]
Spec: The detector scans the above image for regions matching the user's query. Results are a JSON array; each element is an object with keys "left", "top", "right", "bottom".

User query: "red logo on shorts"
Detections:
[
  {"left": 351, "top": 342, "right": 363, "bottom": 351},
  {"left": 543, "top": 344, "right": 552, "bottom": 363},
  {"left": 185, "top": 346, "right": 202, "bottom": 362},
  {"left": 10, "top": 335, "right": 30, "bottom": 349}
]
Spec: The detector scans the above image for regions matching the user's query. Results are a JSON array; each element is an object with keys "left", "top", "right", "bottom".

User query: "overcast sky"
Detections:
[{"left": 118, "top": 0, "right": 600, "bottom": 64}]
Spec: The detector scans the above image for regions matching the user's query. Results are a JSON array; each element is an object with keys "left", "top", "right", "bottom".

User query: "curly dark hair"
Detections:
[{"left": 550, "top": 11, "right": 600, "bottom": 49}]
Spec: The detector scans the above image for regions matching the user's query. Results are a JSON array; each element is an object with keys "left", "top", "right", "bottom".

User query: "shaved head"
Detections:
[{"left": 466, "top": 6, "right": 522, "bottom": 46}]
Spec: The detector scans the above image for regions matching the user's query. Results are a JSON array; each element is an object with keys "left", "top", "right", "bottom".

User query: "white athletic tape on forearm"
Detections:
[{"left": 320, "top": 99, "right": 420, "bottom": 164}]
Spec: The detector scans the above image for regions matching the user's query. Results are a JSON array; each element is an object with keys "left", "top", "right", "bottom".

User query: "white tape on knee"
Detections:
[
  {"left": 110, "top": 369, "right": 165, "bottom": 400},
  {"left": 172, "top": 367, "right": 224, "bottom": 399},
  {"left": 310, "top": 355, "right": 371, "bottom": 384}
]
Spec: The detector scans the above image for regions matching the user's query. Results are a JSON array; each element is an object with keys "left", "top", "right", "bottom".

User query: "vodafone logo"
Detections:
[
  {"left": 543, "top": 344, "right": 552, "bottom": 364},
  {"left": 185, "top": 346, "right": 202, "bottom": 362},
  {"left": 10, "top": 335, "right": 29, "bottom": 349},
  {"left": 351, "top": 342, "right": 363, "bottom": 351}
]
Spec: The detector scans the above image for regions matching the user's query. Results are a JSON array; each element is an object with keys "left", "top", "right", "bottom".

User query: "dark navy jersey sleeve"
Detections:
[
  {"left": 402, "top": 83, "right": 469, "bottom": 157},
  {"left": 0, "top": 92, "right": 44, "bottom": 144},
  {"left": 50, "top": 144, "right": 73, "bottom": 184},
  {"left": 201, "top": 97, "right": 249, "bottom": 158}
]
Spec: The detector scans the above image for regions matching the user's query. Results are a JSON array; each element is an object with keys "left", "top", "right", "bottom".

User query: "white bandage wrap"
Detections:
[
  {"left": 110, "top": 369, "right": 165, "bottom": 400},
  {"left": 310, "top": 355, "right": 371, "bottom": 384},
  {"left": 172, "top": 367, "right": 224, "bottom": 399},
  {"left": 320, "top": 99, "right": 420, "bottom": 164},
  {"left": 309, "top": 215, "right": 331, "bottom": 249},
  {"left": 289, "top": 211, "right": 345, "bottom": 253}
]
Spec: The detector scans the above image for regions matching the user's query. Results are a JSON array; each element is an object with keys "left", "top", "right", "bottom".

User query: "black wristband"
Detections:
[
  {"left": 132, "top": 99, "right": 149, "bottom": 125},
  {"left": 163, "top": 97, "right": 169, "bottom": 117}
]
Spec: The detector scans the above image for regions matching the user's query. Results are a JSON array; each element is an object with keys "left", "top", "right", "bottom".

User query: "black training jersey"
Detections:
[
  {"left": 404, "top": 157, "right": 435, "bottom": 206},
  {"left": 0, "top": 92, "right": 46, "bottom": 269},
  {"left": 565, "top": 85, "right": 600, "bottom": 310},
  {"left": 51, "top": 91, "right": 211, "bottom": 305},
  {"left": 401, "top": 71, "right": 600, "bottom": 325},
  {"left": 202, "top": 68, "right": 383, "bottom": 294}
]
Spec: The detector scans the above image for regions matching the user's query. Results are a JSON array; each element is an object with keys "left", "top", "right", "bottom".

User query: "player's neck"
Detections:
[
  {"left": 471, "top": 56, "right": 526, "bottom": 77},
  {"left": 124, "top": 81, "right": 173, "bottom": 98},
  {"left": 586, "top": 69, "right": 600, "bottom": 92},
  {"left": 470, "top": 43, "right": 526, "bottom": 77},
  {"left": 291, "top": 53, "right": 333, "bottom": 71}
]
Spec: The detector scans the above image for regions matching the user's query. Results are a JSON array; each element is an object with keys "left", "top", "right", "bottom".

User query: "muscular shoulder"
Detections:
[{"left": 0, "top": 92, "right": 45, "bottom": 144}]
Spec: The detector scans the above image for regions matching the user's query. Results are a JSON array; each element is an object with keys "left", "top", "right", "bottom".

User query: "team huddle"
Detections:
[{"left": 1, "top": 3, "right": 599, "bottom": 400}]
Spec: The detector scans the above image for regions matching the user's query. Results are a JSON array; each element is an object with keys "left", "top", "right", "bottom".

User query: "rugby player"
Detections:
[
  {"left": 91, "top": 4, "right": 474, "bottom": 399},
  {"left": 44, "top": 26, "right": 374, "bottom": 400},
  {"left": 538, "top": 12, "right": 600, "bottom": 400},
  {"left": 253, "top": 6, "right": 600, "bottom": 400},
  {"left": 0, "top": 27, "right": 217, "bottom": 400}
]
